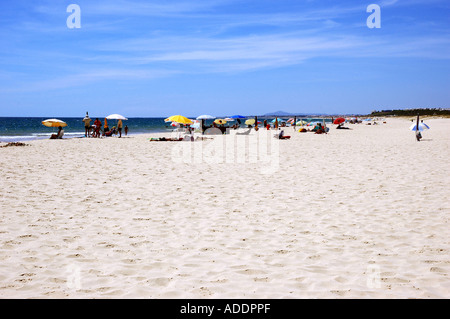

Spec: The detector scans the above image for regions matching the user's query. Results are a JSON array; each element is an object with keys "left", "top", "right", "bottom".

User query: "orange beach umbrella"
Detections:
[{"left": 42, "top": 119, "right": 67, "bottom": 128}]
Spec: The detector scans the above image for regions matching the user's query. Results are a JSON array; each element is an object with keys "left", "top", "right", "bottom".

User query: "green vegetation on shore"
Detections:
[{"left": 370, "top": 108, "right": 450, "bottom": 117}]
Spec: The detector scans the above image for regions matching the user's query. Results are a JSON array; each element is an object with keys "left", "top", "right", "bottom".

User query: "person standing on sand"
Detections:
[
  {"left": 416, "top": 129, "right": 422, "bottom": 141},
  {"left": 118, "top": 119, "right": 123, "bottom": 138},
  {"left": 124, "top": 125, "right": 128, "bottom": 136},
  {"left": 104, "top": 118, "right": 109, "bottom": 135},
  {"left": 93, "top": 118, "right": 101, "bottom": 138},
  {"left": 82, "top": 112, "right": 91, "bottom": 137}
]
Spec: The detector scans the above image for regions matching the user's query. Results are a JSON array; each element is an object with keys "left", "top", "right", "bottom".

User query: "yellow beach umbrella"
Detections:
[
  {"left": 214, "top": 119, "right": 227, "bottom": 125},
  {"left": 165, "top": 115, "right": 193, "bottom": 125},
  {"left": 42, "top": 119, "right": 67, "bottom": 128},
  {"left": 245, "top": 119, "right": 255, "bottom": 125}
]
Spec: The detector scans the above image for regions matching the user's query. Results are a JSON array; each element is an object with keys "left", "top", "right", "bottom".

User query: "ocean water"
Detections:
[
  {"left": 0, "top": 117, "right": 174, "bottom": 142},
  {"left": 0, "top": 117, "right": 332, "bottom": 142}
]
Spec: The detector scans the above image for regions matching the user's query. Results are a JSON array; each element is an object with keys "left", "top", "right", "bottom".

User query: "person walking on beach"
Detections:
[
  {"left": 415, "top": 129, "right": 422, "bottom": 141},
  {"left": 124, "top": 125, "right": 128, "bottom": 136},
  {"left": 82, "top": 112, "right": 91, "bottom": 137}
]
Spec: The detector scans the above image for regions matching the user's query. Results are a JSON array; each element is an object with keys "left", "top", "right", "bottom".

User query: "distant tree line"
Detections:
[{"left": 370, "top": 108, "right": 450, "bottom": 116}]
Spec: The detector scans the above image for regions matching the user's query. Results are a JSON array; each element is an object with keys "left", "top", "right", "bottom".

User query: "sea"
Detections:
[{"left": 0, "top": 117, "right": 333, "bottom": 143}]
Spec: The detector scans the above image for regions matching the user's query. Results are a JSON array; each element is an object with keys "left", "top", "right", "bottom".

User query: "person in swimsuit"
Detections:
[
  {"left": 118, "top": 119, "right": 123, "bottom": 138},
  {"left": 93, "top": 118, "right": 101, "bottom": 138}
]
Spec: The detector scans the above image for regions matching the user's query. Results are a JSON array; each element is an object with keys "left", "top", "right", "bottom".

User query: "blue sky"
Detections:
[{"left": 0, "top": 0, "right": 449, "bottom": 117}]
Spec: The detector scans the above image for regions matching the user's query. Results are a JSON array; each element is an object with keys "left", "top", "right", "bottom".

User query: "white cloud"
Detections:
[
  {"left": 1, "top": 0, "right": 448, "bottom": 92},
  {"left": 0, "top": 68, "right": 179, "bottom": 93}
]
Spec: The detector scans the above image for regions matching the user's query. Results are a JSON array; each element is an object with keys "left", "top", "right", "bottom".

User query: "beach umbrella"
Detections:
[
  {"left": 296, "top": 120, "right": 307, "bottom": 126},
  {"left": 225, "top": 117, "right": 235, "bottom": 121},
  {"left": 106, "top": 114, "right": 128, "bottom": 120},
  {"left": 196, "top": 114, "right": 215, "bottom": 120},
  {"left": 312, "top": 123, "right": 324, "bottom": 132},
  {"left": 214, "top": 119, "right": 227, "bottom": 125},
  {"left": 230, "top": 115, "right": 246, "bottom": 119},
  {"left": 245, "top": 119, "right": 255, "bottom": 125},
  {"left": 409, "top": 122, "right": 430, "bottom": 131},
  {"left": 165, "top": 115, "right": 193, "bottom": 125},
  {"left": 275, "top": 117, "right": 279, "bottom": 129},
  {"left": 42, "top": 119, "right": 67, "bottom": 128},
  {"left": 191, "top": 120, "right": 201, "bottom": 129},
  {"left": 271, "top": 118, "right": 283, "bottom": 123},
  {"left": 333, "top": 117, "right": 345, "bottom": 125}
]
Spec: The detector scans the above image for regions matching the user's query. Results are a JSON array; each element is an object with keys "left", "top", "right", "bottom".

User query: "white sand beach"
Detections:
[{"left": 0, "top": 117, "right": 449, "bottom": 298}]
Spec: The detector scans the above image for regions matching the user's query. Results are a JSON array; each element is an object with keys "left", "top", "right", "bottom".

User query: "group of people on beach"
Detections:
[
  {"left": 82, "top": 112, "right": 128, "bottom": 138},
  {"left": 201, "top": 119, "right": 295, "bottom": 135}
]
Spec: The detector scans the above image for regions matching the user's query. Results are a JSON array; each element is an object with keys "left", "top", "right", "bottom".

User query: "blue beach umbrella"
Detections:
[
  {"left": 230, "top": 115, "right": 246, "bottom": 119},
  {"left": 410, "top": 123, "right": 430, "bottom": 131}
]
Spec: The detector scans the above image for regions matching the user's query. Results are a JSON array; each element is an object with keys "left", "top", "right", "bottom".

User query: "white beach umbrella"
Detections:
[
  {"left": 106, "top": 114, "right": 128, "bottom": 120},
  {"left": 196, "top": 114, "right": 216, "bottom": 120},
  {"left": 191, "top": 120, "right": 201, "bottom": 129}
]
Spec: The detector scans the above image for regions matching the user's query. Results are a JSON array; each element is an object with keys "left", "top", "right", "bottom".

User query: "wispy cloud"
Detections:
[
  {"left": 0, "top": 68, "right": 179, "bottom": 93},
  {"left": 33, "top": 0, "right": 234, "bottom": 17},
  {"left": 91, "top": 28, "right": 450, "bottom": 71},
  {"left": 0, "top": 0, "right": 449, "bottom": 92}
]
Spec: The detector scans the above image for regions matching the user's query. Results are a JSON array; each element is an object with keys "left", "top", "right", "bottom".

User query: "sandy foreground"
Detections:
[{"left": 0, "top": 117, "right": 449, "bottom": 298}]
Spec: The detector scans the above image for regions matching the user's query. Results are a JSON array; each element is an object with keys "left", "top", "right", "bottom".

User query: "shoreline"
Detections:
[
  {"left": 0, "top": 130, "right": 172, "bottom": 144},
  {"left": 0, "top": 115, "right": 379, "bottom": 144}
]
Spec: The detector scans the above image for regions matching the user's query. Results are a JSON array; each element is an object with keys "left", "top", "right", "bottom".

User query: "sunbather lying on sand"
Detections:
[
  {"left": 276, "top": 130, "right": 291, "bottom": 139},
  {"left": 150, "top": 137, "right": 183, "bottom": 141}
]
